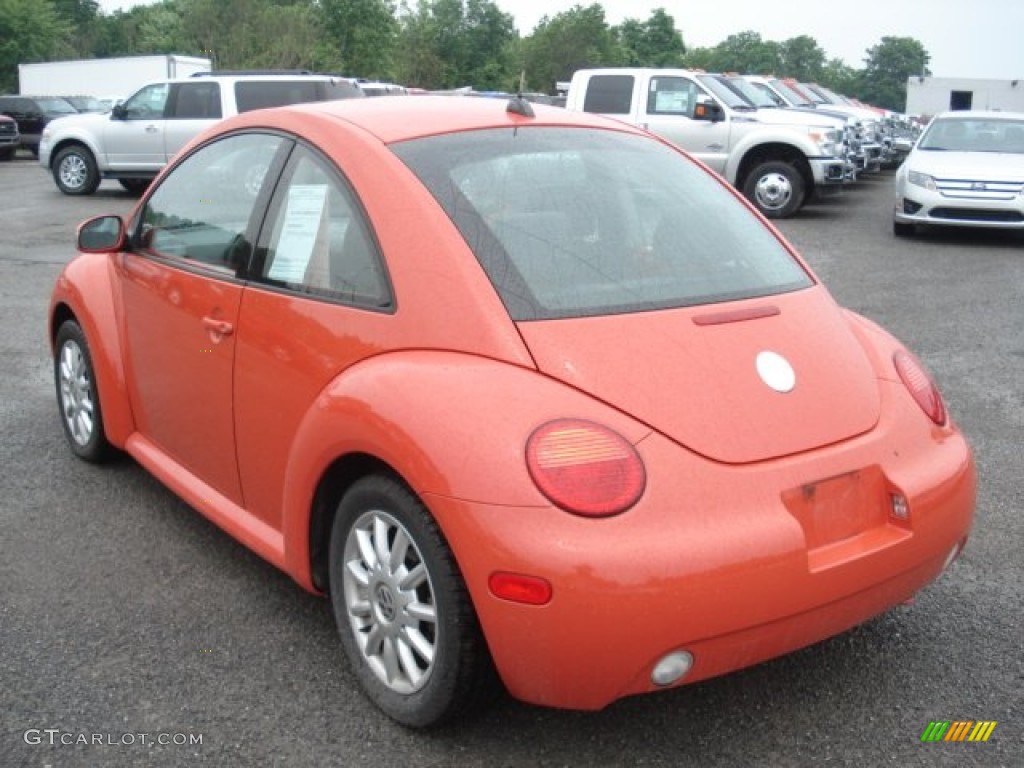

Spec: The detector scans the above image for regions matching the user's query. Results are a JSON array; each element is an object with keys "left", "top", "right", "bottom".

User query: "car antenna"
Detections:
[{"left": 507, "top": 71, "right": 535, "bottom": 118}]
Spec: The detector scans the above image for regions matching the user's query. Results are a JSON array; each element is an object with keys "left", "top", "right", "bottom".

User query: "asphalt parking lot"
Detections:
[{"left": 1, "top": 153, "right": 1021, "bottom": 767}]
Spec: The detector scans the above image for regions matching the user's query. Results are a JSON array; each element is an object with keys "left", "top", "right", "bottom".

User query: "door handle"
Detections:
[
  {"left": 201, "top": 316, "right": 234, "bottom": 336},
  {"left": 145, "top": 124, "right": 159, "bottom": 133}
]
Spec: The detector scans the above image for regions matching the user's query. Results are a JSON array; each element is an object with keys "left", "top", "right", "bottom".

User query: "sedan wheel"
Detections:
[
  {"left": 329, "top": 475, "right": 497, "bottom": 727},
  {"left": 54, "top": 320, "right": 111, "bottom": 462}
]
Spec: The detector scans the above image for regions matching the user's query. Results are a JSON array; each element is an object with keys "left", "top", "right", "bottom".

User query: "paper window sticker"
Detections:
[{"left": 268, "top": 184, "right": 330, "bottom": 283}]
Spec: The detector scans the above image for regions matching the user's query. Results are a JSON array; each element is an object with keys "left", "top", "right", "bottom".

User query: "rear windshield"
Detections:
[{"left": 392, "top": 127, "right": 812, "bottom": 321}]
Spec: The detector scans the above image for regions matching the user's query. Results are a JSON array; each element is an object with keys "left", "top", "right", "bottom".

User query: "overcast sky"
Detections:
[{"left": 96, "top": 0, "right": 1023, "bottom": 80}]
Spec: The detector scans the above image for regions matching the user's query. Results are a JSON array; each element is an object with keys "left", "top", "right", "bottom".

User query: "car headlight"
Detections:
[{"left": 907, "top": 170, "right": 937, "bottom": 191}]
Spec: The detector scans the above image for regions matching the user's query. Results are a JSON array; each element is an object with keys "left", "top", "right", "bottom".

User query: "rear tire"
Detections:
[
  {"left": 0, "top": 147, "right": 14, "bottom": 161},
  {"left": 118, "top": 178, "right": 150, "bottom": 195},
  {"left": 53, "top": 145, "right": 100, "bottom": 196},
  {"left": 328, "top": 475, "right": 498, "bottom": 728},
  {"left": 742, "top": 161, "right": 805, "bottom": 219}
]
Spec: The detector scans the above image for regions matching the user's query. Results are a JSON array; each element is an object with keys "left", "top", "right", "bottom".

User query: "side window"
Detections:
[
  {"left": 582, "top": 75, "right": 634, "bottom": 115},
  {"left": 169, "top": 82, "right": 222, "bottom": 119},
  {"left": 256, "top": 146, "right": 391, "bottom": 309},
  {"left": 137, "top": 133, "right": 286, "bottom": 273},
  {"left": 121, "top": 84, "right": 170, "bottom": 119},
  {"left": 235, "top": 81, "right": 320, "bottom": 112},
  {"left": 647, "top": 77, "right": 698, "bottom": 117}
]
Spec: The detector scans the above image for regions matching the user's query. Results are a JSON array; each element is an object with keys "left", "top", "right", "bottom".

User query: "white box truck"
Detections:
[{"left": 18, "top": 55, "right": 212, "bottom": 101}]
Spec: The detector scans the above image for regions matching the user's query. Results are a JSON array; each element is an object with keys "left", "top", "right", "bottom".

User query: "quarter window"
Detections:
[
  {"left": 137, "top": 133, "right": 286, "bottom": 273},
  {"left": 256, "top": 146, "right": 391, "bottom": 308}
]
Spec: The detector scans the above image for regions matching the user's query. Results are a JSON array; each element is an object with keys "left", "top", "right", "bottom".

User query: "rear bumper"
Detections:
[{"left": 429, "top": 382, "right": 975, "bottom": 710}]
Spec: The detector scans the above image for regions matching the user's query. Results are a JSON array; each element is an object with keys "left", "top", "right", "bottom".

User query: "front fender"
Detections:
[
  {"left": 279, "top": 350, "right": 651, "bottom": 588},
  {"left": 49, "top": 253, "right": 134, "bottom": 446},
  {"left": 724, "top": 132, "right": 817, "bottom": 183}
]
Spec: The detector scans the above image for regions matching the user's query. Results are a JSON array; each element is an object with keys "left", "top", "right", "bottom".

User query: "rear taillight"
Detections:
[
  {"left": 894, "top": 350, "right": 947, "bottom": 425},
  {"left": 526, "top": 419, "right": 645, "bottom": 517}
]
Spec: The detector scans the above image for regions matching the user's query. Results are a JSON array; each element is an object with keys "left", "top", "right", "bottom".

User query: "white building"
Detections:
[{"left": 905, "top": 77, "right": 1024, "bottom": 117}]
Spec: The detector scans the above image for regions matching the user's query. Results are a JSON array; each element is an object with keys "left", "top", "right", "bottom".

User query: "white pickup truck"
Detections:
[{"left": 566, "top": 68, "right": 847, "bottom": 218}]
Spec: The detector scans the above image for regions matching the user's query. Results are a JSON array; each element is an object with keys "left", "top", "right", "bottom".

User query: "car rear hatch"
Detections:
[{"left": 517, "top": 286, "right": 880, "bottom": 464}]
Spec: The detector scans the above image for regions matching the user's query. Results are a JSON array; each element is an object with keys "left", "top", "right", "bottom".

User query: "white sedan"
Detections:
[{"left": 893, "top": 110, "right": 1024, "bottom": 236}]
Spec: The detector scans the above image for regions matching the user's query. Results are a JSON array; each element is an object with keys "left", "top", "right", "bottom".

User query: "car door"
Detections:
[
  {"left": 232, "top": 144, "right": 394, "bottom": 532},
  {"left": 163, "top": 81, "right": 223, "bottom": 161},
  {"left": 102, "top": 83, "right": 171, "bottom": 170},
  {"left": 642, "top": 75, "right": 731, "bottom": 174},
  {"left": 118, "top": 132, "right": 291, "bottom": 504}
]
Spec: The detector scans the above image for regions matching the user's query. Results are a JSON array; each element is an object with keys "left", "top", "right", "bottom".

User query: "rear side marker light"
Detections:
[
  {"left": 489, "top": 572, "right": 552, "bottom": 605},
  {"left": 526, "top": 419, "right": 646, "bottom": 517},
  {"left": 894, "top": 350, "right": 947, "bottom": 425}
]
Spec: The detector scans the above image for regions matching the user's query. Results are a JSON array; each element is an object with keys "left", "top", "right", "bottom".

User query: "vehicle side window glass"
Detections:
[
  {"left": 121, "top": 84, "right": 170, "bottom": 119},
  {"left": 582, "top": 75, "right": 634, "bottom": 114},
  {"left": 647, "top": 77, "right": 697, "bottom": 118},
  {"left": 169, "top": 82, "right": 222, "bottom": 119},
  {"left": 235, "top": 81, "right": 319, "bottom": 112},
  {"left": 257, "top": 146, "right": 391, "bottom": 309},
  {"left": 137, "top": 133, "right": 286, "bottom": 274}
]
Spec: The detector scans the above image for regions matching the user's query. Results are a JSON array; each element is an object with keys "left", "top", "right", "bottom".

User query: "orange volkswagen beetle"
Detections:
[{"left": 49, "top": 96, "right": 975, "bottom": 727}]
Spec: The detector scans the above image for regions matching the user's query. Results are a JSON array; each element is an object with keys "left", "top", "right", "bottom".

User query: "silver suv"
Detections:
[{"left": 39, "top": 72, "right": 362, "bottom": 195}]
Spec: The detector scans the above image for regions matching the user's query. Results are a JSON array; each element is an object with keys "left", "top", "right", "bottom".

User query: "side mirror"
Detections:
[
  {"left": 78, "top": 215, "right": 126, "bottom": 253},
  {"left": 111, "top": 104, "right": 126, "bottom": 120},
  {"left": 693, "top": 101, "right": 725, "bottom": 123}
]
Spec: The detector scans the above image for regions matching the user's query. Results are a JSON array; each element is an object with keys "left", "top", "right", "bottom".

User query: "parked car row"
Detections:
[
  {"left": 564, "top": 68, "right": 920, "bottom": 219},
  {"left": 0, "top": 94, "right": 79, "bottom": 156}
]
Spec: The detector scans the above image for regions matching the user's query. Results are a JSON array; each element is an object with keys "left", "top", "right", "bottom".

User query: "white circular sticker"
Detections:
[{"left": 756, "top": 350, "right": 796, "bottom": 393}]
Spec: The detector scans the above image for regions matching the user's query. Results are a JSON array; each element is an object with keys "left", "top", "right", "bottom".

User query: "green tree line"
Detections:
[{"left": 1, "top": 0, "right": 927, "bottom": 111}]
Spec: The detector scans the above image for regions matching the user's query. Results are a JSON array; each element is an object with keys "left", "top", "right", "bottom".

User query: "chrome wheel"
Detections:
[
  {"left": 342, "top": 508, "right": 438, "bottom": 694},
  {"left": 58, "top": 154, "right": 88, "bottom": 191},
  {"left": 58, "top": 338, "right": 95, "bottom": 446},
  {"left": 753, "top": 171, "right": 794, "bottom": 212}
]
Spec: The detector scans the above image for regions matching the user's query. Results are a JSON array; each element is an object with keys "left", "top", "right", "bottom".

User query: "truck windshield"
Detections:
[
  {"left": 696, "top": 75, "right": 755, "bottom": 110},
  {"left": 770, "top": 80, "right": 812, "bottom": 107},
  {"left": 723, "top": 77, "right": 779, "bottom": 108},
  {"left": 393, "top": 127, "right": 812, "bottom": 321}
]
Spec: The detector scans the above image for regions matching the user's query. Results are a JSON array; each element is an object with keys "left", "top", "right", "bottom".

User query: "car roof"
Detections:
[{"left": 244, "top": 94, "right": 646, "bottom": 144}]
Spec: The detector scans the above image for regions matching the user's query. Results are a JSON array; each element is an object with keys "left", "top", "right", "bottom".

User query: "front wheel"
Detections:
[
  {"left": 54, "top": 320, "right": 111, "bottom": 462},
  {"left": 53, "top": 145, "right": 100, "bottom": 195},
  {"left": 328, "top": 475, "right": 497, "bottom": 728},
  {"left": 742, "top": 161, "right": 805, "bottom": 219}
]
